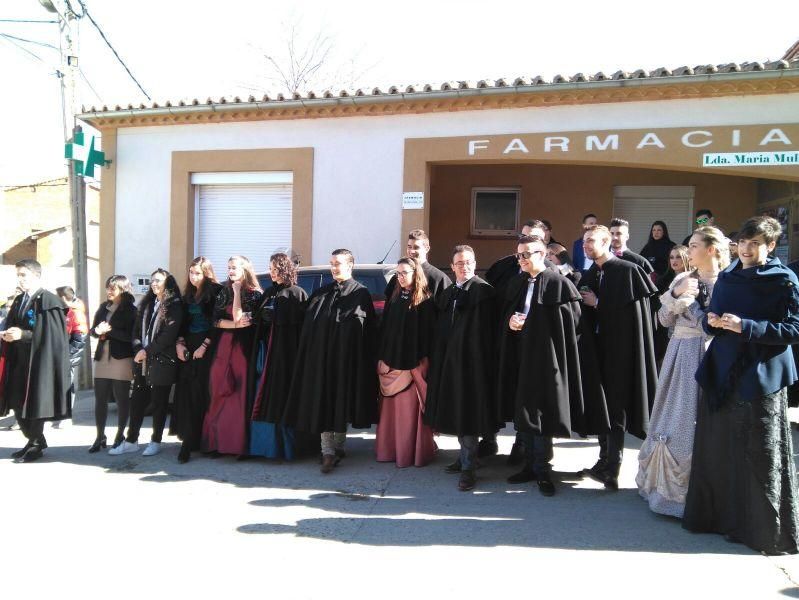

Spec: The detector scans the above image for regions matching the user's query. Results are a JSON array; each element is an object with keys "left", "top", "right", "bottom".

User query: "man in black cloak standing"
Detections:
[
  {"left": 425, "top": 245, "right": 498, "bottom": 491},
  {"left": 579, "top": 226, "right": 658, "bottom": 490},
  {"left": 283, "top": 249, "right": 377, "bottom": 473},
  {"left": 0, "top": 259, "right": 70, "bottom": 462},
  {"left": 386, "top": 229, "right": 452, "bottom": 303},
  {"left": 496, "top": 235, "right": 597, "bottom": 496}
]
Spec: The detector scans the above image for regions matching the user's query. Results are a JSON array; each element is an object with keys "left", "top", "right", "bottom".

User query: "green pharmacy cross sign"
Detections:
[{"left": 64, "top": 131, "right": 105, "bottom": 178}]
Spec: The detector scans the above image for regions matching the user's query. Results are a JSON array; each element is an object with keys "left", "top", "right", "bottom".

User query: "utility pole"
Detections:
[{"left": 40, "top": 0, "right": 92, "bottom": 388}]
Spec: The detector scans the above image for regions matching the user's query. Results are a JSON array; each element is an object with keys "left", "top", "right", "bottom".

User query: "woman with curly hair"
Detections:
[
  {"left": 375, "top": 257, "right": 437, "bottom": 467},
  {"left": 249, "top": 253, "right": 308, "bottom": 459},
  {"left": 202, "top": 255, "right": 262, "bottom": 457},
  {"left": 110, "top": 268, "right": 183, "bottom": 457},
  {"left": 170, "top": 257, "right": 223, "bottom": 463}
]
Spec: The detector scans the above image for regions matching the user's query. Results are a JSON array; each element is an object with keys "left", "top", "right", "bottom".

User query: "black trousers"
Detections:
[
  {"left": 94, "top": 378, "right": 131, "bottom": 440},
  {"left": 598, "top": 426, "right": 625, "bottom": 475},
  {"left": 15, "top": 411, "right": 46, "bottom": 447},
  {"left": 126, "top": 385, "right": 171, "bottom": 444}
]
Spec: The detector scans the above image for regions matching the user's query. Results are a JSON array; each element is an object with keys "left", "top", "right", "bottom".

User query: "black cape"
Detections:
[
  {"left": 384, "top": 261, "right": 452, "bottom": 306},
  {"left": 424, "top": 276, "right": 499, "bottom": 436},
  {"left": 486, "top": 254, "right": 559, "bottom": 296},
  {"left": 620, "top": 250, "right": 655, "bottom": 274},
  {"left": 378, "top": 288, "right": 436, "bottom": 371},
  {"left": 640, "top": 238, "right": 675, "bottom": 276},
  {"left": 581, "top": 257, "right": 658, "bottom": 439},
  {"left": 496, "top": 270, "right": 597, "bottom": 438},
  {"left": 0, "top": 289, "right": 70, "bottom": 420},
  {"left": 250, "top": 283, "right": 308, "bottom": 423},
  {"left": 283, "top": 278, "right": 378, "bottom": 433}
]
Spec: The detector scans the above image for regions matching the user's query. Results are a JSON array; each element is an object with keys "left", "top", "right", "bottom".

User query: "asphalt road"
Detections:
[{"left": 1, "top": 391, "right": 797, "bottom": 599}]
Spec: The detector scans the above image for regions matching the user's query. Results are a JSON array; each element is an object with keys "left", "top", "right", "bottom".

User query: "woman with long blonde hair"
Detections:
[
  {"left": 375, "top": 257, "right": 437, "bottom": 467},
  {"left": 637, "top": 226, "right": 729, "bottom": 517},
  {"left": 202, "top": 255, "right": 262, "bottom": 457}
]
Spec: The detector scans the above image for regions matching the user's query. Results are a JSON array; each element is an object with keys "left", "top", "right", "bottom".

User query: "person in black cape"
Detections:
[
  {"left": 249, "top": 252, "right": 309, "bottom": 460},
  {"left": 578, "top": 225, "right": 659, "bottom": 490},
  {"left": 111, "top": 269, "right": 183, "bottom": 457},
  {"left": 424, "top": 245, "right": 498, "bottom": 491},
  {"left": 171, "top": 257, "right": 223, "bottom": 463},
  {"left": 609, "top": 217, "right": 655, "bottom": 276},
  {"left": 283, "top": 248, "right": 378, "bottom": 473},
  {"left": 0, "top": 259, "right": 70, "bottom": 462},
  {"left": 684, "top": 216, "right": 799, "bottom": 555},
  {"left": 496, "top": 236, "right": 607, "bottom": 496},
  {"left": 485, "top": 219, "right": 559, "bottom": 464},
  {"left": 375, "top": 257, "right": 437, "bottom": 467},
  {"left": 384, "top": 229, "right": 452, "bottom": 304},
  {"left": 639, "top": 220, "right": 676, "bottom": 278}
]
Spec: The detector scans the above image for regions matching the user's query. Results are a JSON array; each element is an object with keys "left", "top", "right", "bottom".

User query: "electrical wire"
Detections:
[
  {"left": 74, "top": 0, "right": 151, "bottom": 100},
  {"left": 0, "top": 19, "right": 58, "bottom": 24},
  {"left": 0, "top": 32, "right": 59, "bottom": 51}
]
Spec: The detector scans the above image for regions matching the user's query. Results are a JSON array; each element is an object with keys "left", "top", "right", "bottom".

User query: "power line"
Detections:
[
  {"left": 0, "top": 34, "right": 49, "bottom": 64},
  {"left": 0, "top": 19, "right": 58, "bottom": 24},
  {"left": 74, "top": 0, "right": 151, "bottom": 100},
  {"left": 0, "top": 32, "right": 59, "bottom": 51}
]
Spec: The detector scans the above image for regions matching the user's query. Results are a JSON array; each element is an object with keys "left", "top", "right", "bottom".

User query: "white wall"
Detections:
[{"left": 113, "top": 93, "right": 799, "bottom": 277}]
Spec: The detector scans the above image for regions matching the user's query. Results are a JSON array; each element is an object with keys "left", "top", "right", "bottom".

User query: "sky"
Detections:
[{"left": 1, "top": 0, "right": 798, "bottom": 185}]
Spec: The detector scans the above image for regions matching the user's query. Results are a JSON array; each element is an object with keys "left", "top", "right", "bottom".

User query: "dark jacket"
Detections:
[
  {"left": 90, "top": 294, "right": 136, "bottom": 361},
  {"left": 132, "top": 295, "right": 183, "bottom": 387},
  {"left": 697, "top": 257, "right": 799, "bottom": 404}
]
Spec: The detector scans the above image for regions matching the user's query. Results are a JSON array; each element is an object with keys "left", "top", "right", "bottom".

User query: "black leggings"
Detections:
[
  {"left": 127, "top": 385, "right": 171, "bottom": 444},
  {"left": 94, "top": 378, "right": 131, "bottom": 441}
]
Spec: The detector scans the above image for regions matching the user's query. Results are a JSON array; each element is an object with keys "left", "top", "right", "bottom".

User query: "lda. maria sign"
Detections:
[{"left": 460, "top": 124, "right": 799, "bottom": 180}]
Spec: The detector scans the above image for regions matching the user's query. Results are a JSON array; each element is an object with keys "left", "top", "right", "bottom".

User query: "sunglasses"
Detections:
[
  {"left": 696, "top": 217, "right": 710, "bottom": 225},
  {"left": 516, "top": 251, "right": 543, "bottom": 260}
]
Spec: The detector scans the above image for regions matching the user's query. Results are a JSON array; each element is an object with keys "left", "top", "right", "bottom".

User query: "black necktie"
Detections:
[{"left": 17, "top": 292, "right": 29, "bottom": 319}]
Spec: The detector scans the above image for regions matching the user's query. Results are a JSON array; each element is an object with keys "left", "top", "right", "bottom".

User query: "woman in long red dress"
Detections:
[
  {"left": 375, "top": 257, "right": 437, "bottom": 467},
  {"left": 202, "top": 255, "right": 262, "bottom": 457}
]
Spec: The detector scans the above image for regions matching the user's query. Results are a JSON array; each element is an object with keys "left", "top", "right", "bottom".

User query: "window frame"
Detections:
[{"left": 469, "top": 186, "right": 521, "bottom": 238}]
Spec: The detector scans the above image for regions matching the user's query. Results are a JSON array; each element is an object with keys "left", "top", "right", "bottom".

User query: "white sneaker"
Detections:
[
  {"left": 109, "top": 441, "right": 138, "bottom": 455},
  {"left": 142, "top": 442, "right": 161, "bottom": 456}
]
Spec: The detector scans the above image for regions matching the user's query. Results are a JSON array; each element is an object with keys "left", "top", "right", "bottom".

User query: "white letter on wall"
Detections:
[
  {"left": 759, "top": 129, "right": 792, "bottom": 146},
  {"left": 468, "top": 139, "right": 490, "bottom": 156},
  {"left": 586, "top": 135, "right": 619, "bottom": 151},
  {"left": 681, "top": 131, "right": 713, "bottom": 148},
  {"left": 544, "top": 137, "right": 570, "bottom": 152},
  {"left": 637, "top": 133, "right": 665, "bottom": 149},
  {"left": 503, "top": 138, "right": 530, "bottom": 154}
]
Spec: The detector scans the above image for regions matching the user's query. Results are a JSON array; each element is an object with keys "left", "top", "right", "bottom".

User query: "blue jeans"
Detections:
[
  {"left": 517, "top": 431, "right": 553, "bottom": 476},
  {"left": 458, "top": 435, "right": 479, "bottom": 470}
]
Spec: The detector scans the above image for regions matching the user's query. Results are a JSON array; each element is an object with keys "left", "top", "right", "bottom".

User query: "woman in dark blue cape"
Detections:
[{"left": 684, "top": 217, "right": 799, "bottom": 555}]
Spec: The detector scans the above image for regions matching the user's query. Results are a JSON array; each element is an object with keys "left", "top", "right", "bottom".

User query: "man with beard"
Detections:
[
  {"left": 385, "top": 229, "right": 451, "bottom": 304},
  {"left": 609, "top": 217, "right": 655, "bottom": 275},
  {"left": 579, "top": 226, "right": 658, "bottom": 490},
  {"left": 425, "top": 245, "right": 497, "bottom": 491},
  {"left": 283, "top": 249, "right": 378, "bottom": 473},
  {"left": 0, "top": 259, "right": 70, "bottom": 462}
]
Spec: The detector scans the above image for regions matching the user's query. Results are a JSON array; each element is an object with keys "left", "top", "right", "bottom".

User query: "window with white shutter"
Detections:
[
  {"left": 192, "top": 172, "right": 293, "bottom": 274},
  {"left": 613, "top": 186, "right": 694, "bottom": 253}
]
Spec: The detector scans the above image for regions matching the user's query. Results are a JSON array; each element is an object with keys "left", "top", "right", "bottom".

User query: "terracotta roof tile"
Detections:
[{"left": 81, "top": 58, "right": 799, "bottom": 116}]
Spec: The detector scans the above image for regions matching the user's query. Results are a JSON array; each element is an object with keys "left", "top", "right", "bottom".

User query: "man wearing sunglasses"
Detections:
[
  {"left": 682, "top": 209, "right": 716, "bottom": 245},
  {"left": 496, "top": 236, "right": 592, "bottom": 496}
]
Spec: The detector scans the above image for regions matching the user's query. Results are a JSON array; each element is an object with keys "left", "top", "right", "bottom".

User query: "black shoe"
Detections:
[
  {"left": 88, "top": 436, "right": 107, "bottom": 453},
  {"left": 445, "top": 459, "right": 462, "bottom": 474},
  {"left": 506, "top": 441, "right": 525, "bottom": 466},
  {"left": 477, "top": 439, "right": 498, "bottom": 458},
  {"left": 507, "top": 468, "right": 537, "bottom": 484},
  {"left": 581, "top": 459, "right": 608, "bottom": 477},
  {"left": 112, "top": 433, "right": 125, "bottom": 449},
  {"left": 334, "top": 449, "right": 346, "bottom": 465},
  {"left": 178, "top": 446, "right": 190, "bottom": 464},
  {"left": 458, "top": 470, "right": 476, "bottom": 491},
  {"left": 11, "top": 441, "right": 34, "bottom": 459},
  {"left": 537, "top": 475, "right": 556, "bottom": 497},
  {"left": 20, "top": 445, "right": 44, "bottom": 463},
  {"left": 585, "top": 467, "right": 619, "bottom": 491}
]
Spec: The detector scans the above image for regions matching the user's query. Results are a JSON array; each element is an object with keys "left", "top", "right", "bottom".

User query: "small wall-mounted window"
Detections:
[{"left": 470, "top": 187, "right": 521, "bottom": 237}]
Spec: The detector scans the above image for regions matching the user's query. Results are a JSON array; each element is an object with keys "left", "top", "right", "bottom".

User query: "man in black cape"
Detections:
[
  {"left": 283, "top": 249, "right": 377, "bottom": 473},
  {"left": 609, "top": 217, "right": 655, "bottom": 275},
  {"left": 484, "top": 219, "right": 559, "bottom": 463},
  {"left": 384, "top": 229, "right": 452, "bottom": 304},
  {"left": 496, "top": 236, "right": 595, "bottom": 496},
  {"left": 424, "top": 245, "right": 498, "bottom": 491},
  {"left": 0, "top": 259, "right": 70, "bottom": 462},
  {"left": 578, "top": 225, "right": 658, "bottom": 490}
]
